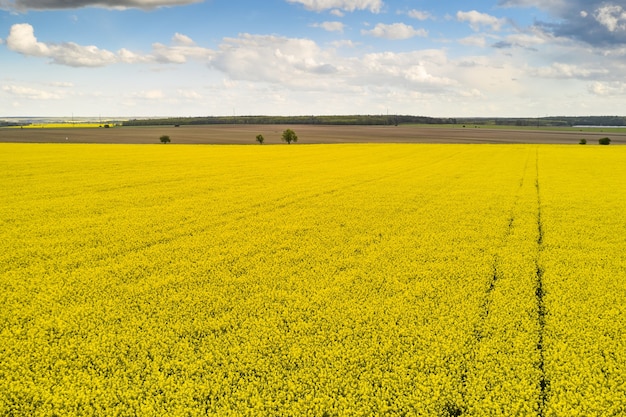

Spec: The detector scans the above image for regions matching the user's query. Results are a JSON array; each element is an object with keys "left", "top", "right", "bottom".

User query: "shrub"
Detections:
[
  {"left": 598, "top": 137, "right": 611, "bottom": 145},
  {"left": 579, "top": 139, "right": 587, "bottom": 145},
  {"left": 160, "top": 135, "right": 171, "bottom": 144}
]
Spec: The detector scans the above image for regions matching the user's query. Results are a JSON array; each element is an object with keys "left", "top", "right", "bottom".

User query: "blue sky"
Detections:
[{"left": 1, "top": 0, "right": 626, "bottom": 118}]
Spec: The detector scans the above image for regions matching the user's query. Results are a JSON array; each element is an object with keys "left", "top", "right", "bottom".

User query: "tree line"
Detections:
[
  {"left": 122, "top": 114, "right": 626, "bottom": 128},
  {"left": 460, "top": 116, "right": 626, "bottom": 127},
  {"left": 122, "top": 115, "right": 457, "bottom": 127}
]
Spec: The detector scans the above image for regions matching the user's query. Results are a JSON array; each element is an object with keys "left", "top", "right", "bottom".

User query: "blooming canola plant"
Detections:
[{"left": 0, "top": 144, "right": 624, "bottom": 416}]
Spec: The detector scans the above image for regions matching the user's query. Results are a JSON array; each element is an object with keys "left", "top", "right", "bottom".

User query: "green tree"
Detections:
[
  {"left": 579, "top": 138, "right": 587, "bottom": 145},
  {"left": 256, "top": 134, "right": 265, "bottom": 145},
  {"left": 281, "top": 129, "right": 298, "bottom": 144},
  {"left": 599, "top": 137, "right": 611, "bottom": 145},
  {"left": 160, "top": 135, "right": 171, "bottom": 144}
]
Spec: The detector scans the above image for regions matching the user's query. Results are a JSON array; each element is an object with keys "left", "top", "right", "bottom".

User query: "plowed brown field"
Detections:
[{"left": 1, "top": 124, "right": 625, "bottom": 144}]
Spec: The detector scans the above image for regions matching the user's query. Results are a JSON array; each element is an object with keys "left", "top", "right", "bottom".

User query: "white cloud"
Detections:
[
  {"left": 458, "top": 35, "right": 487, "bottom": 47},
  {"left": 6, "top": 24, "right": 213, "bottom": 66},
  {"left": 177, "top": 89, "right": 202, "bottom": 99},
  {"left": 361, "top": 23, "right": 428, "bottom": 40},
  {"left": 359, "top": 50, "right": 455, "bottom": 88},
  {"left": 330, "top": 39, "right": 357, "bottom": 48},
  {"left": 594, "top": 5, "right": 626, "bottom": 33},
  {"left": 2, "top": 84, "right": 62, "bottom": 100},
  {"left": 151, "top": 41, "right": 212, "bottom": 63},
  {"left": 172, "top": 32, "right": 195, "bottom": 46},
  {"left": 408, "top": 10, "right": 432, "bottom": 21},
  {"left": 211, "top": 34, "right": 338, "bottom": 87},
  {"left": 49, "top": 81, "right": 74, "bottom": 87},
  {"left": 588, "top": 81, "right": 626, "bottom": 96},
  {"left": 7, "top": 23, "right": 117, "bottom": 66},
  {"left": 51, "top": 42, "right": 118, "bottom": 67},
  {"left": 457, "top": 10, "right": 507, "bottom": 31},
  {"left": 530, "top": 62, "right": 609, "bottom": 79},
  {"left": 459, "top": 88, "right": 483, "bottom": 98},
  {"left": 312, "top": 21, "right": 345, "bottom": 32},
  {"left": 151, "top": 42, "right": 189, "bottom": 63},
  {"left": 144, "top": 33, "right": 212, "bottom": 63},
  {"left": 207, "top": 33, "right": 456, "bottom": 98},
  {"left": 503, "top": 32, "right": 547, "bottom": 48},
  {"left": 6, "top": 23, "right": 50, "bottom": 56},
  {"left": 117, "top": 48, "right": 151, "bottom": 63},
  {"left": 600, "top": 45, "right": 626, "bottom": 57},
  {"left": 404, "top": 65, "right": 445, "bottom": 83},
  {"left": 285, "top": 0, "right": 382, "bottom": 13}
]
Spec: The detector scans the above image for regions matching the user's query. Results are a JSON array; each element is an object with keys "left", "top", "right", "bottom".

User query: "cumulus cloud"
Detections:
[
  {"left": 7, "top": 23, "right": 117, "bottom": 66},
  {"left": 56, "top": 44, "right": 118, "bottom": 66},
  {"left": 6, "top": 23, "right": 49, "bottom": 56},
  {"left": 361, "top": 23, "right": 428, "bottom": 40},
  {"left": 407, "top": 10, "right": 432, "bottom": 21},
  {"left": 117, "top": 48, "right": 151, "bottom": 64},
  {"left": 312, "top": 21, "right": 345, "bottom": 32},
  {"left": 457, "top": 10, "right": 507, "bottom": 31},
  {"left": 2, "top": 84, "right": 62, "bottom": 100},
  {"left": 211, "top": 34, "right": 338, "bottom": 87},
  {"left": 150, "top": 35, "right": 213, "bottom": 63},
  {"left": 594, "top": 5, "right": 626, "bottom": 32},
  {"left": 530, "top": 62, "right": 609, "bottom": 79},
  {"left": 6, "top": 24, "right": 212, "bottom": 66},
  {"left": 285, "top": 0, "right": 382, "bottom": 13},
  {"left": 358, "top": 50, "right": 455, "bottom": 89},
  {"left": 588, "top": 81, "right": 626, "bottom": 96},
  {"left": 330, "top": 39, "right": 357, "bottom": 48},
  {"left": 177, "top": 89, "right": 202, "bottom": 99},
  {"left": 499, "top": 0, "right": 626, "bottom": 45},
  {"left": 206, "top": 33, "right": 456, "bottom": 96},
  {"left": 505, "top": 32, "right": 547, "bottom": 48},
  {"left": 458, "top": 35, "right": 488, "bottom": 47},
  {"left": 172, "top": 32, "right": 195, "bottom": 46},
  {"left": 0, "top": 0, "right": 202, "bottom": 11},
  {"left": 490, "top": 30, "right": 549, "bottom": 50}
]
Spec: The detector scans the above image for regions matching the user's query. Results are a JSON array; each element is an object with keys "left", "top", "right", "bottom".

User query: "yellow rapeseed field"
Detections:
[
  {"left": 8, "top": 123, "right": 117, "bottom": 129},
  {"left": 0, "top": 143, "right": 624, "bottom": 416}
]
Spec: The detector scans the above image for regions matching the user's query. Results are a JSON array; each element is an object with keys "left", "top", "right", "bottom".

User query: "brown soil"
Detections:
[{"left": 1, "top": 124, "right": 624, "bottom": 144}]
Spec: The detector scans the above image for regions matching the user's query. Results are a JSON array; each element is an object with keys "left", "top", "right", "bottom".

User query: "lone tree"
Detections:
[
  {"left": 281, "top": 128, "right": 298, "bottom": 144},
  {"left": 599, "top": 137, "right": 611, "bottom": 145},
  {"left": 256, "top": 134, "right": 265, "bottom": 145},
  {"left": 160, "top": 135, "right": 171, "bottom": 144}
]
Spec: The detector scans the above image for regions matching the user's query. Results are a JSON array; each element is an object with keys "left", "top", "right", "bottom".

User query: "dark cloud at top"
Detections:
[
  {"left": 0, "top": 0, "right": 202, "bottom": 10},
  {"left": 499, "top": 0, "right": 626, "bottom": 46}
]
